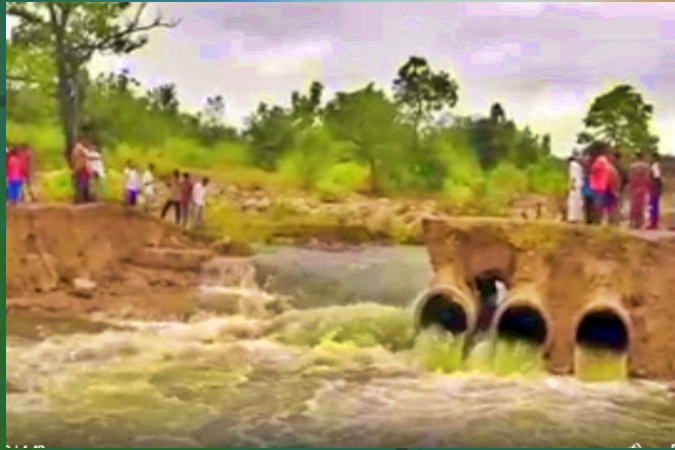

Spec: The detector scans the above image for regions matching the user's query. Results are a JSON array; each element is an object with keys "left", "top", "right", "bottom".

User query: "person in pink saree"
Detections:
[{"left": 627, "top": 150, "right": 651, "bottom": 229}]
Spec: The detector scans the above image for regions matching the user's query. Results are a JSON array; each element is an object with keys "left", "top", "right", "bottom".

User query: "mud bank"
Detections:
[
  {"left": 5, "top": 204, "right": 255, "bottom": 322},
  {"left": 420, "top": 215, "right": 675, "bottom": 380}
]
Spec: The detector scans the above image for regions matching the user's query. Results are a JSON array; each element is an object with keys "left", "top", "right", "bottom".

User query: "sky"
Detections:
[{"left": 7, "top": 2, "right": 675, "bottom": 156}]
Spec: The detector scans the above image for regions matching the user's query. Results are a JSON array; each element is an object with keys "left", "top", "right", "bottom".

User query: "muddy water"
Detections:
[{"left": 6, "top": 247, "right": 675, "bottom": 448}]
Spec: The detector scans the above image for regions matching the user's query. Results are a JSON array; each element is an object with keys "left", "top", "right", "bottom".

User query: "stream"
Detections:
[{"left": 6, "top": 246, "right": 675, "bottom": 448}]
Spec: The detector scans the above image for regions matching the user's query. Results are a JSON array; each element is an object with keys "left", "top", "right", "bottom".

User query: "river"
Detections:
[{"left": 6, "top": 246, "right": 675, "bottom": 448}]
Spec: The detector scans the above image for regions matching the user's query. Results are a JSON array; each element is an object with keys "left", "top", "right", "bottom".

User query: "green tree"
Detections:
[
  {"left": 324, "top": 83, "right": 400, "bottom": 194},
  {"left": 243, "top": 103, "right": 295, "bottom": 170},
  {"left": 290, "top": 81, "right": 324, "bottom": 129},
  {"left": 6, "top": 2, "right": 178, "bottom": 162},
  {"left": 392, "top": 56, "right": 459, "bottom": 136},
  {"left": 577, "top": 84, "right": 659, "bottom": 154}
]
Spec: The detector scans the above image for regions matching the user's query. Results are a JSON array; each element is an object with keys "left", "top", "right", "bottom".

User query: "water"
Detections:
[{"left": 6, "top": 246, "right": 675, "bottom": 448}]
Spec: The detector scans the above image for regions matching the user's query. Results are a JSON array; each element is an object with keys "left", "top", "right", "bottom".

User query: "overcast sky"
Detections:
[{"left": 7, "top": 2, "right": 675, "bottom": 156}]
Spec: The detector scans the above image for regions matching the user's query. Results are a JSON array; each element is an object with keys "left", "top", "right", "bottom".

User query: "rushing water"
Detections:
[{"left": 6, "top": 246, "right": 675, "bottom": 448}]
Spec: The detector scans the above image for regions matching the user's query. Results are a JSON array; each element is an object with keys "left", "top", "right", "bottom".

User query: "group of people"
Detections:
[
  {"left": 5, "top": 142, "right": 35, "bottom": 205},
  {"left": 567, "top": 143, "right": 672, "bottom": 230},
  {"left": 7, "top": 137, "right": 210, "bottom": 230},
  {"left": 122, "top": 162, "right": 210, "bottom": 229}
]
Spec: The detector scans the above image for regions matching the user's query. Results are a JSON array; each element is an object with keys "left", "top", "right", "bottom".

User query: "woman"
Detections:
[
  {"left": 606, "top": 152, "right": 621, "bottom": 225},
  {"left": 70, "top": 139, "right": 92, "bottom": 203},
  {"left": 627, "top": 150, "right": 651, "bottom": 229},
  {"left": 567, "top": 151, "right": 584, "bottom": 223}
]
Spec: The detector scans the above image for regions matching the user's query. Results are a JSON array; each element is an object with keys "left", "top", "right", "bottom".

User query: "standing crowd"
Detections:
[
  {"left": 567, "top": 143, "right": 674, "bottom": 230},
  {"left": 7, "top": 137, "right": 209, "bottom": 230}
]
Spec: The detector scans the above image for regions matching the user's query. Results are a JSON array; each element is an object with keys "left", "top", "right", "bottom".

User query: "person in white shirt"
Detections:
[
  {"left": 191, "top": 177, "right": 209, "bottom": 228},
  {"left": 123, "top": 160, "right": 140, "bottom": 207},
  {"left": 86, "top": 144, "right": 105, "bottom": 201},
  {"left": 141, "top": 163, "right": 156, "bottom": 213},
  {"left": 567, "top": 150, "right": 584, "bottom": 223}
]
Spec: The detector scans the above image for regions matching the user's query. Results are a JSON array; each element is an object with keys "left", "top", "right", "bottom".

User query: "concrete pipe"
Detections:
[
  {"left": 413, "top": 284, "right": 478, "bottom": 337},
  {"left": 573, "top": 300, "right": 632, "bottom": 355},
  {"left": 490, "top": 294, "right": 552, "bottom": 351}
]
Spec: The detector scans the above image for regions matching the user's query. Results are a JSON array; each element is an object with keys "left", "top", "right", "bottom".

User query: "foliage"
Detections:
[
  {"left": 577, "top": 84, "right": 660, "bottom": 155},
  {"left": 6, "top": 1, "right": 178, "bottom": 156}
]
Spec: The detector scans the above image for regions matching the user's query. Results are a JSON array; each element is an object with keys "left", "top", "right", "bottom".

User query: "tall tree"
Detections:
[
  {"left": 290, "top": 81, "right": 324, "bottom": 129},
  {"left": 392, "top": 56, "right": 459, "bottom": 138},
  {"left": 6, "top": 2, "right": 178, "bottom": 163},
  {"left": 577, "top": 84, "right": 659, "bottom": 154},
  {"left": 324, "top": 83, "right": 400, "bottom": 194},
  {"left": 243, "top": 102, "right": 295, "bottom": 170},
  {"left": 490, "top": 102, "right": 506, "bottom": 125}
]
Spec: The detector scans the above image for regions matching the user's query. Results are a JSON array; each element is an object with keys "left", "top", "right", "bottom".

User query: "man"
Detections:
[
  {"left": 627, "top": 150, "right": 651, "bottom": 229},
  {"left": 191, "top": 177, "right": 209, "bottom": 229},
  {"left": 17, "top": 143, "right": 36, "bottom": 202},
  {"left": 141, "top": 163, "right": 156, "bottom": 213},
  {"left": 607, "top": 151, "right": 621, "bottom": 225},
  {"left": 180, "top": 172, "right": 193, "bottom": 227},
  {"left": 70, "top": 139, "right": 91, "bottom": 204},
  {"left": 647, "top": 153, "right": 662, "bottom": 230},
  {"left": 6, "top": 146, "right": 24, "bottom": 205},
  {"left": 123, "top": 160, "right": 140, "bottom": 207},
  {"left": 161, "top": 170, "right": 182, "bottom": 224},
  {"left": 567, "top": 150, "right": 584, "bottom": 223},
  {"left": 589, "top": 144, "right": 611, "bottom": 225},
  {"left": 85, "top": 141, "right": 105, "bottom": 201}
]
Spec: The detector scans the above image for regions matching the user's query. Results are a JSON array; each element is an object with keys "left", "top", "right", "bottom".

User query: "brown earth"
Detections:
[
  {"left": 5, "top": 203, "right": 253, "bottom": 326},
  {"left": 421, "top": 215, "right": 675, "bottom": 381}
]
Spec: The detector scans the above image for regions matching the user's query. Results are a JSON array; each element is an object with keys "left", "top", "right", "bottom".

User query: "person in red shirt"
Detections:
[
  {"left": 6, "top": 147, "right": 24, "bottom": 205},
  {"left": 589, "top": 144, "right": 611, "bottom": 224}
]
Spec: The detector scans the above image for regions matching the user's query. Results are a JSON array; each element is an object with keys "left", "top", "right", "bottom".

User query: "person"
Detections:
[
  {"left": 17, "top": 143, "right": 35, "bottom": 202},
  {"left": 581, "top": 154, "right": 595, "bottom": 224},
  {"left": 647, "top": 153, "right": 662, "bottom": 230},
  {"left": 567, "top": 151, "right": 584, "bottom": 223},
  {"left": 627, "top": 150, "right": 651, "bottom": 229},
  {"left": 589, "top": 144, "right": 611, "bottom": 225},
  {"left": 123, "top": 160, "right": 140, "bottom": 207},
  {"left": 6, "top": 146, "right": 24, "bottom": 205},
  {"left": 161, "top": 170, "right": 183, "bottom": 224},
  {"left": 141, "top": 163, "right": 156, "bottom": 213},
  {"left": 607, "top": 151, "right": 621, "bottom": 225},
  {"left": 86, "top": 141, "right": 105, "bottom": 201},
  {"left": 71, "top": 139, "right": 92, "bottom": 204},
  {"left": 191, "top": 177, "right": 209, "bottom": 229},
  {"left": 180, "top": 172, "right": 193, "bottom": 227}
]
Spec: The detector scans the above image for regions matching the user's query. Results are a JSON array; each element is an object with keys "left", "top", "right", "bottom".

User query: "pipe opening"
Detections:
[
  {"left": 496, "top": 305, "right": 548, "bottom": 346},
  {"left": 576, "top": 309, "right": 629, "bottom": 353},
  {"left": 419, "top": 293, "right": 468, "bottom": 335},
  {"left": 473, "top": 273, "right": 508, "bottom": 333}
]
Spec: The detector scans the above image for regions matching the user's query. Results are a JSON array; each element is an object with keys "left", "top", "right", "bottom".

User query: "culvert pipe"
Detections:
[
  {"left": 413, "top": 284, "right": 478, "bottom": 337},
  {"left": 573, "top": 300, "right": 632, "bottom": 355},
  {"left": 490, "top": 293, "right": 552, "bottom": 351}
]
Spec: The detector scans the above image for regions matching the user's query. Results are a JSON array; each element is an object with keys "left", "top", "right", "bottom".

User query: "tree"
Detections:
[
  {"left": 490, "top": 102, "right": 506, "bottom": 125},
  {"left": 290, "top": 81, "right": 324, "bottom": 129},
  {"left": 6, "top": 2, "right": 179, "bottom": 163},
  {"left": 324, "top": 83, "right": 400, "bottom": 193},
  {"left": 243, "top": 102, "right": 295, "bottom": 170},
  {"left": 146, "top": 83, "right": 180, "bottom": 115},
  {"left": 577, "top": 84, "right": 659, "bottom": 154},
  {"left": 392, "top": 56, "right": 459, "bottom": 137}
]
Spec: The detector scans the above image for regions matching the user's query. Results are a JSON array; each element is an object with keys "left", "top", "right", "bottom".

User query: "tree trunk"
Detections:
[
  {"left": 54, "top": 31, "right": 78, "bottom": 166},
  {"left": 368, "top": 157, "right": 382, "bottom": 196}
]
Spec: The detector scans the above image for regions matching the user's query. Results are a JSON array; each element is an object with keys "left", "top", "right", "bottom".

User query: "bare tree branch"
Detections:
[{"left": 6, "top": 4, "right": 45, "bottom": 24}]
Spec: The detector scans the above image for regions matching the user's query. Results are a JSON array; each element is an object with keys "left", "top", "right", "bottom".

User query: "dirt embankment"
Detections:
[
  {"left": 423, "top": 216, "right": 675, "bottom": 380},
  {"left": 6, "top": 203, "right": 252, "bottom": 324}
]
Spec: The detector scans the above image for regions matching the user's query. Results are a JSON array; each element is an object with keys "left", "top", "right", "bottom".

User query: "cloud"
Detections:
[{"left": 6, "top": 2, "right": 675, "bottom": 155}]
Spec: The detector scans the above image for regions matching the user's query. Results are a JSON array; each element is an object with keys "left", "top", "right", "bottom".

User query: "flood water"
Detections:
[{"left": 6, "top": 246, "right": 675, "bottom": 448}]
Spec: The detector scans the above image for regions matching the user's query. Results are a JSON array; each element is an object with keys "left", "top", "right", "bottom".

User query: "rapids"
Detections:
[{"left": 6, "top": 246, "right": 675, "bottom": 448}]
